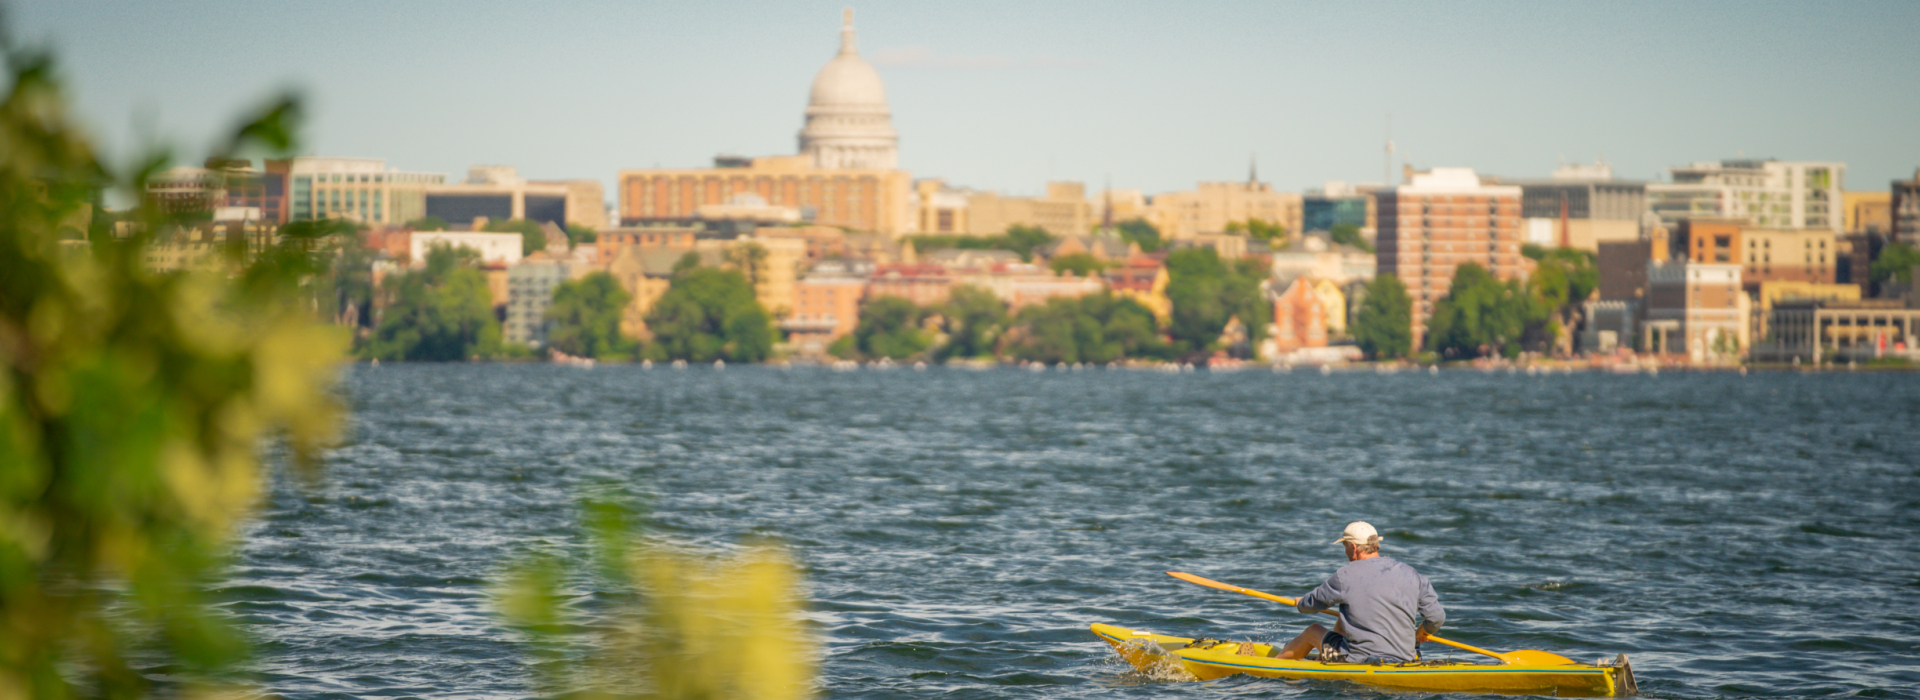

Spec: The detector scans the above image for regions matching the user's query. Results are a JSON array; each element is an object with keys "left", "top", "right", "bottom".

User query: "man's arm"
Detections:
[
  {"left": 1295, "top": 573, "right": 1344, "bottom": 615},
  {"left": 1416, "top": 574, "right": 1446, "bottom": 635}
]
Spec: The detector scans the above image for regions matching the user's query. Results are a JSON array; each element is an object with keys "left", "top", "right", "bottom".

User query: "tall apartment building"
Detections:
[
  {"left": 1646, "top": 159, "right": 1844, "bottom": 233},
  {"left": 1895, "top": 169, "right": 1920, "bottom": 246},
  {"left": 1374, "top": 168, "right": 1525, "bottom": 347},
  {"left": 287, "top": 157, "right": 444, "bottom": 226}
]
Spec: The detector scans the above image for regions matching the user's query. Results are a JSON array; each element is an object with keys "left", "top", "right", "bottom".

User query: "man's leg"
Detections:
[{"left": 1276, "top": 623, "right": 1328, "bottom": 660}]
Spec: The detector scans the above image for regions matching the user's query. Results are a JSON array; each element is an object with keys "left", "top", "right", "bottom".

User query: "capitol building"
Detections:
[{"left": 618, "top": 10, "right": 912, "bottom": 234}]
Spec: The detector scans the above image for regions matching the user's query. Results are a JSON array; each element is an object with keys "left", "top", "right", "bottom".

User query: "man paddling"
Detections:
[{"left": 1271, "top": 521, "right": 1445, "bottom": 664}]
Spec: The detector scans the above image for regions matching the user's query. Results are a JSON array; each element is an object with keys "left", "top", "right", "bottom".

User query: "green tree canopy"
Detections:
[
  {"left": 1352, "top": 274, "right": 1414, "bottom": 360},
  {"left": 644, "top": 265, "right": 773, "bottom": 362},
  {"left": 564, "top": 221, "right": 597, "bottom": 246},
  {"left": 406, "top": 215, "right": 448, "bottom": 231},
  {"left": 546, "top": 272, "right": 637, "bottom": 360},
  {"left": 1049, "top": 252, "right": 1108, "bottom": 277},
  {"left": 1164, "top": 247, "right": 1270, "bottom": 358},
  {"left": 365, "top": 244, "right": 506, "bottom": 361},
  {"left": 1871, "top": 241, "right": 1919, "bottom": 284},
  {"left": 1115, "top": 218, "right": 1163, "bottom": 252},
  {"left": 1007, "top": 292, "right": 1172, "bottom": 364},
  {"left": 854, "top": 296, "right": 931, "bottom": 359},
  {"left": 936, "top": 285, "right": 1010, "bottom": 360},
  {"left": 483, "top": 218, "right": 548, "bottom": 256},
  {"left": 1226, "top": 218, "right": 1288, "bottom": 243},
  {"left": 1427, "top": 263, "right": 1552, "bottom": 359},
  {"left": 1329, "top": 222, "right": 1373, "bottom": 253},
  {"left": 904, "top": 225, "right": 1057, "bottom": 263}
]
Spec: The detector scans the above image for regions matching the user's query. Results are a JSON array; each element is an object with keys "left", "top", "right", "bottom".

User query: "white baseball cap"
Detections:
[{"left": 1333, "top": 521, "right": 1382, "bottom": 546}]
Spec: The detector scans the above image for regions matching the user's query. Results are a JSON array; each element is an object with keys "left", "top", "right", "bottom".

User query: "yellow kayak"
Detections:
[{"left": 1091, "top": 623, "right": 1637, "bottom": 696}]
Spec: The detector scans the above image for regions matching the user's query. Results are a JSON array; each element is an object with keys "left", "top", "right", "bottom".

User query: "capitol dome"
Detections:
[{"left": 799, "top": 9, "right": 898, "bottom": 170}]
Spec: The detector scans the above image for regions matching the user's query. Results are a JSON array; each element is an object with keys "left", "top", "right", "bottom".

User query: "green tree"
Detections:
[
  {"left": 1164, "top": 247, "right": 1270, "bottom": 357},
  {"left": 2, "top": 54, "right": 345, "bottom": 698},
  {"left": 645, "top": 265, "right": 773, "bottom": 362},
  {"left": 1352, "top": 274, "right": 1413, "bottom": 360},
  {"left": 1049, "top": 252, "right": 1107, "bottom": 277},
  {"left": 406, "top": 215, "right": 448, "bottom": 231},
  {"left": 853, "top": 296, "right": 930, "bottom": 359},
  {"left": 1329, "top": 222, "right": 1373, "bottom": 253},
  {"left": 365, "top": 244, "right": 506, "bottom": 361},
  {"left": 1427, "top": 263, "right": 1552, "bottom": 359},
  {"left": 903, "top": 225, "right": 1058, "bottom": 263},
  {"left": 546, "top": 272, "right": 638, "bottom": 360},
  {"left": 1115, "top": 218, "right": 1163, "bottom": 252},
  {"left": 1225, "top": 218, "right": 1288, "bottom": 243},
  {"left": 1871, "top": 241, "right": 1919, "bottom": 285},
  {"left": 565, "top": 221, "right": 597, "bottom": 246},
  {"left": 483, "top": 217, "right": 548, "bottom": 255},
  {"left": 724, "top": 241, "right": 771, "bottom": 289},
  {"left": 936, "top": 285, "right": 1009, "bottom": 359},
  {"left": 1007, "top": 292, "right": 1171, "bottom": 364},
  {"left": 1003, "top": 224, "right": 1054, "bottom": 261},
  {"left": 1528, "top": 247, "right": 1599, "bottom": 356}
]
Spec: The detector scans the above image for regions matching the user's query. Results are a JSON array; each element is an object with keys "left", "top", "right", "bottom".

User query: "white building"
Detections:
[
  {"left": 288, "top": 156, "right": 444, "bottom": 225},
  {"left": 796, "top": 9, "right": 899, "bottom": 170},
  {"left": 1647, "top": 159, "right": 1844, "bottom": 233},
  {"left": 409, "top": 231, "right": 523, "bottom": 267},
  {"left": 505, "top": 259, "right": 576, "bottom": 346}
]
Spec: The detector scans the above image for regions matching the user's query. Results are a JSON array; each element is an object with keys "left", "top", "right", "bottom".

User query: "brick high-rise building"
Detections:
[{"left": 1373, "top": 168, "right": 1525, "bottom": 348}]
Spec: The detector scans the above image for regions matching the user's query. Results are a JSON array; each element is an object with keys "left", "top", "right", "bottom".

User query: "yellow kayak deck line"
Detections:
[{"left": 1091, "top": 623, "right": 1637, "bottom": 696}]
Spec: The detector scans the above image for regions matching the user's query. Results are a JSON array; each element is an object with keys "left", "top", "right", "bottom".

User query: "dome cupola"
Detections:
[{"left": 798, "top": 8, "right": 898, "bottom": 170}]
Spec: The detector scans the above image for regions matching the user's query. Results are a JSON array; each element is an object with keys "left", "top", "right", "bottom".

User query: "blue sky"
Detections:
[{"left": 13, "top": 0, "right": 1919, "bottom": 199}]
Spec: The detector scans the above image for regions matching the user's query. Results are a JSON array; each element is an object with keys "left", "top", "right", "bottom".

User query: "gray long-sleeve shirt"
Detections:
[{"left": 1295, "top": 555, "right": 1445, "bottom": 663}]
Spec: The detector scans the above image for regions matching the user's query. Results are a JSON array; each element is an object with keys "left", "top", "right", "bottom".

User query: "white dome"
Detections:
[
  {"left": 809, "top": 54, "right": 888, "bottom": 108},
  {"left": 798, "top": 9, "right": 898, "bottom": 170}
]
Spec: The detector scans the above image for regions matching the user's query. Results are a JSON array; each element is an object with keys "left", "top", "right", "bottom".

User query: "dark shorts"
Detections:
[{"left": 1318, "top": 631, "right": 1351, "bottom": 663}]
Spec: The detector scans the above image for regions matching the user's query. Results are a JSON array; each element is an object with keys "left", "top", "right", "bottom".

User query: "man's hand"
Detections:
[{"left": 1415, "top": 627, "right": 1431, "bottom": 644}]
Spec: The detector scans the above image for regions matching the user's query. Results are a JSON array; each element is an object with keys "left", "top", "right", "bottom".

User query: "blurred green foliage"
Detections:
[
  {"left": 1427, "top": 263, "right": 1554, "bottom": 359},
  {"left": 1328, "top": 223, "right": 1372, "bottom": 253},
  {"left": 364, "top": 245, "right": 514, "bottom": 361},
  {"left": 546, "top": 272, "right": 637, "bottom": 360},
  {"left": 1352, "top": 274, "right": 1413, "bottom": 361},
  {"left": 1005, "top": 292, "right": 1170, "bottom": 365},
  {"left": 1164, "top": 247, "right": 1269, "bottom": 358},
  {"left": 643, "top": 264, "right": 773, "bottom": 363},
  {"left": 497, "top": 499, "right": 814, "bottom": 700},
  {"left": 1047, "top": 252, "right": 1107, "bottom": 278},
  {"left": 851, "top": 296, "right": 930, "bottom": 360},
  {"left": 1113, "top": 219, "right": 1162, "bottom": 253},
  {"left": 0, "top": 49, "right": 344, "bottom": 698},
  {"left": 903, "top": 225, "right": 1056, "bottom": 263},
  {"left": 933, "top": 285, "right": 1009, "bottom": 361},
  {"left": 482, "top": 218, "right": 550, "bottom": 256}
]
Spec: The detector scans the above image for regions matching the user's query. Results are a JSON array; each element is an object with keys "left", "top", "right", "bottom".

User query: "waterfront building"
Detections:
[
  {"left": 1597, "top": 236, "right": 1667, "bottom": 303},
  {"left": 409, "top": 231, "right": 522, "bottom": 267},
  {"left": 1514, "top": 162, "right": 1645, "bottom": 251},
  {"left": 913, "top": 179, "right": 970, "bottom": 234},
  {"left": 425, "top": 166, "right": 604, "bottom": 229},
  {"left": 605, "top": 247, "right": 702, "bottom": 339},
  {"left": 1373, "top": 167, "right": 1526, "bottom": 347},
  {"left": 1103, "top": 257, "right": 1170, "bottom": 322},
  {"left": 951, "top": 263, "right": 1103, "bottom": 310},
  {"left": 1673, "top": 218, "right": 1745, "bottom": 265},
  {"left": 1843, "top": 190, "right": 1892, "bottom": 234},
  {"left": 784, "top": 274, "right": 867, "bottom": 354},
  {"left": 1643, "top": 261, "right": 1748, "bottom": 361},
  {"left": 1752, "top": 280, "right": 1861, "bottom": 342},
  {"left": 594, "top": 224, "right": 700, "bottom": 265},
  {"left": 1755, "top": 299, "right": 1920, "bottom": 363},
  {"left": 618, "top": 12, "right": 912, "bottom": 234},
  {"left": 867, "top": 263, "right": 951, "bottom": 306},
  {"left": 693, "top": 235, "right": 809, "bottom": 317},
  {"left": 286, "top": 156, "right": 444, "bottom": 225},
  {"left": 1268, "top": 277, "right": 1329, "bottom": 354},
  {"left": 505, "top": 257, "right": 579, "bottom": 347},
  {"left": 1646, "top": 159, "right": 1843, "bottom": 233}
]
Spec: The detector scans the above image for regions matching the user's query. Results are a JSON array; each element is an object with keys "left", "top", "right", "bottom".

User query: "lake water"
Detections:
[{"left": 228, "top": 365, "right": 1920, "bottom": 699}]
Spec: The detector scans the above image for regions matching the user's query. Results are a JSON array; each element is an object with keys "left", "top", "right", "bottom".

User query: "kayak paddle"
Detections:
[{"left": 1166, "top": 571, "right": 1574, "bottom": 666}]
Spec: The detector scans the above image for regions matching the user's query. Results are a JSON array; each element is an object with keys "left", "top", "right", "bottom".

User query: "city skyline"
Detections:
[{"left": 15, "top": 0, "right": 1920, "bottom": 200}]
